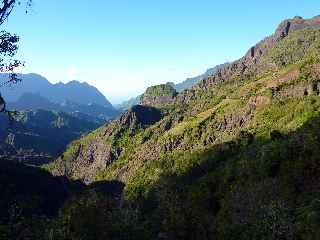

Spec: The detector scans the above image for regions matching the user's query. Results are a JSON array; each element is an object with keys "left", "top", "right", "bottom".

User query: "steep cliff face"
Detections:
[
  {"left": 118, "top": 105, "right": 163, "bottom": 129},
  {"left": 140, "top": 83, "right": 177, "bottom": 108},
  {"left": 195, "top": 15, "right": 320, "bottom": 90}
]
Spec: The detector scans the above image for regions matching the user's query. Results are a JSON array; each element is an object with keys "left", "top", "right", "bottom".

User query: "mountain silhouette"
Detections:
[{"left": 0, "top": 73, "right": 114, "bottom": 108}]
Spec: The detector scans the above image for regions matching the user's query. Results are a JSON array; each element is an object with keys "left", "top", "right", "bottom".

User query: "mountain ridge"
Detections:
[
  {"left": 0, "top": 73, "right": 115, "bottom": 109},
  {"left": 0, "top": 108, "right": 102, "bottom": 165},
  {"left": 116, "top": 64, "right": 226, "bottom": 111},
  {"left": 8, "top": 92, "right": 118, "bottom": 121},
  {"left": 3, "top": 15, "right": 320, "bottom": 239},
  {"left": 51, "top": 15, "right": 320, "bottom": 184},
  {"left": 50, "top": 17, "right": 320, "bottom": 182},
  {"left": 43, "top": 15, "right": 320, "bottom": 239}
]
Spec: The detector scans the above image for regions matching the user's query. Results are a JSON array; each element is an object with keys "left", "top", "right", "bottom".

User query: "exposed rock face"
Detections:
[
  {"left": 51, "top": 105, "right": 163, "bottom": 184},
  {"left": 57, "top": 137, "right": 120, "bottom": 184},
  {"left": 119, "top": 105, "right": 163, "bottom": 129},
  {"left": 141, "top": 95, "right": 175, "bottom": 107},
  {"left": 196, "top": 16, "right": 320, "bottom": 90},
  {"left": 140, "top": 83, "right": 177, "bottom": 108}
]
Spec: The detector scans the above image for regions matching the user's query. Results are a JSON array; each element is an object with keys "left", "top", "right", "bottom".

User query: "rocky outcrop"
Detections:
[
  {"left": 140, "top": 83, "right": 177, "bottom": 108},
  {"left": 196, "top": 16, "right": 320, "bottom": 90},
  {"left": 141, "top": 95, "right": 175, "bottom": 107},
  {"left": 56, "top": 137, "right": 120, "bottom": 184},
  {"left": 50, "top": 105, "right": 163, "bottom": 184},
  {"left": 118, "top": 105, "right": 163, "bottom": 129}
]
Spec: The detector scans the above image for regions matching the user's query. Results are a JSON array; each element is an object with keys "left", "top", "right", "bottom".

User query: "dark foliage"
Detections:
[{"left": 0, "top": 0, "right": 32, "bottom": 114}]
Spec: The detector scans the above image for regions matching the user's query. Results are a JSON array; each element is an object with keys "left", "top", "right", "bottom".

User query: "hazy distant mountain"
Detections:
[
  {"left": 0, "top": 73, "right": 119, "bottom": 120},
  {"left": 0, "top": 73, "right": 114, "bottom": 108},
  {"left": 8, "top": 92, "right": 118, "bottom": 122},
  {"left": 115, "top": 95, "right": 142, "bottom": 112},
  {"left": 0, "top": 73, "right": 119, "bottom": 165},
  {"left": 174, "top": 63, "right": 227, "bottom": 92}
]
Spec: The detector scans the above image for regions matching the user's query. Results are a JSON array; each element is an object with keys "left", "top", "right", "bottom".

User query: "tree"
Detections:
[{"left": 0, "top": 0, "right": 32, "bottom": 114}]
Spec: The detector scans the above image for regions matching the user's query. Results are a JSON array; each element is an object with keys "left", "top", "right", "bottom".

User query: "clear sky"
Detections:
[{"left": 2, "top": 0, "right": 320, "bottom": 104}]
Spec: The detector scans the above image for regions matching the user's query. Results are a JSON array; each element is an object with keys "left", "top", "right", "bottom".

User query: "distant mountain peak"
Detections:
[
  {"left": 66, "top": 80, "right": 88, "bottom": 85},
  {"left": 0, "top": 73, "right": 114, "bottom": 109}
]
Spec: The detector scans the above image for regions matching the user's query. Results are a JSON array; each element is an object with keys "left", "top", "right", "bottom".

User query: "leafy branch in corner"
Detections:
[{"left": 0, "top": 0, "right": 32, "bottom": 116}]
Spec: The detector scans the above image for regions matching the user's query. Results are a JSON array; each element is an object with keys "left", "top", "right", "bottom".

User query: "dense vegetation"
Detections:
[
  {"left": 2, "top": 17, "right": 320, "bottom": 240},
  {"left": 0, "top": 109, "right": 101, "bottom": 165},
  {"left": 143, "top": 83, "right": 177, "bottom": 97}
]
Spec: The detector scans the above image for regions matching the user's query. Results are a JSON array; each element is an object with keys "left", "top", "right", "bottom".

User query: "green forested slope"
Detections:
[
  {"left": 0, "top": 109, "right": 101, "bottom": 165},
  {"left": 3, "top": 16, "right": 320, "bottom": 240}
]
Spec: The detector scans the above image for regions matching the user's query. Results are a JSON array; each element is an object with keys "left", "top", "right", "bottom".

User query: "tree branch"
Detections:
[{"left": 0, "top": 0, "right": 16, "bottom": 26}]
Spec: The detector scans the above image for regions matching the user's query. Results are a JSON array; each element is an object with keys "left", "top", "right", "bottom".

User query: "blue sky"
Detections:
[{"left": 3, "top": 0, "right": 320, "bottom": 104}]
